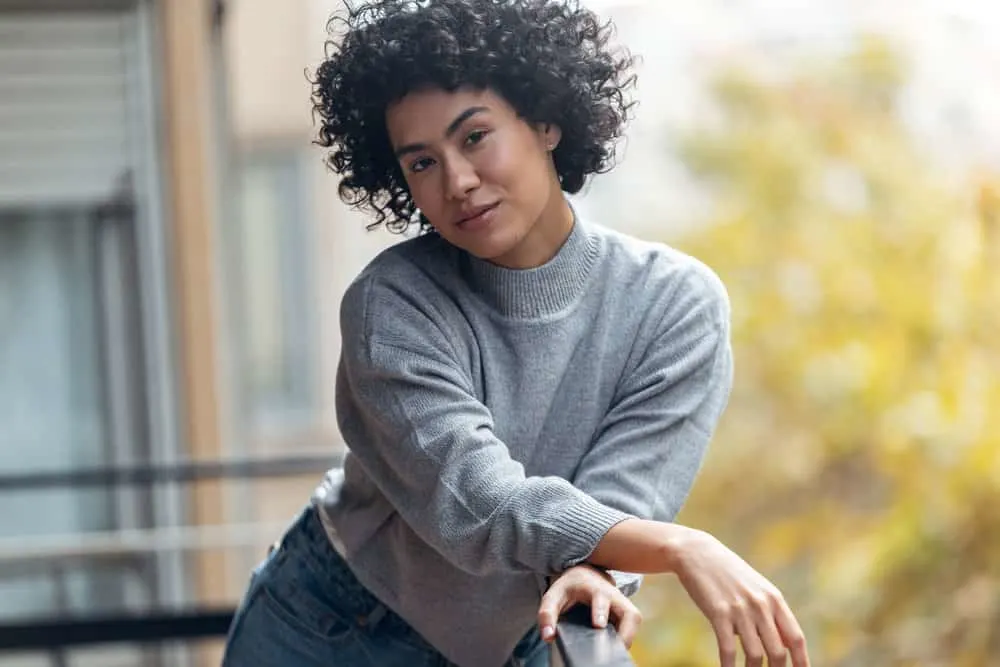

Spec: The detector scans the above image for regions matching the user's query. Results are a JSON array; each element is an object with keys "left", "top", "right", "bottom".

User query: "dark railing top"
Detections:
[
  {"left": 554, "top": 605, "right": 636, "bottom": 666},
  {"left": 0, "top": 453, "right": 342, "bottom": 492},
  {"left": 0, "top": 607, "right": 234, "bottom": 651}
]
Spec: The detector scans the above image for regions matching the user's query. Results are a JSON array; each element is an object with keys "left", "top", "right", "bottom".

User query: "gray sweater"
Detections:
[{"left": 312, "top": 218, "right": 733, "bottom": 666}]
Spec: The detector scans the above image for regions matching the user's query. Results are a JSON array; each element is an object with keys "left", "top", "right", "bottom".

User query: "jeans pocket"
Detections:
[
  {"left": 223, "top": 585, "right": 361, "bottom": 667},
  {"left": 257, "top": 583, "right": 355, "bottom": 642},
  {"left": 258, "top": 547, "right": 356, "bottom": 643}
]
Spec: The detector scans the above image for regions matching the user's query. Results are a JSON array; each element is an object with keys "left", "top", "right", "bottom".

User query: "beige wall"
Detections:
[
  {"left": 226, "top": 0, "right": 313, "bottom": 142},
  {"left": 212, "top": 0, "right": 400, "bottom": 604},
  {"left": 225, "top": 0, "right": 398, "bottom": 453}
]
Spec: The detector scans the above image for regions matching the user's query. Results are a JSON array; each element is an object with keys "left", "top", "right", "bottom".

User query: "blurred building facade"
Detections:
[{"left": 0, "top": 0, "right": 392, "bottom": 665}]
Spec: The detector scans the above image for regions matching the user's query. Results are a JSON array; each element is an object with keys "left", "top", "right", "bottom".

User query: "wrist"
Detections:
[{"left": 657, "top": 523, "right": 700, "bottom": 574}]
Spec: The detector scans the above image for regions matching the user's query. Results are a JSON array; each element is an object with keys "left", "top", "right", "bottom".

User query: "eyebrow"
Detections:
[{"left": 393, "top": 106, "right": 490, "bottom": 159}]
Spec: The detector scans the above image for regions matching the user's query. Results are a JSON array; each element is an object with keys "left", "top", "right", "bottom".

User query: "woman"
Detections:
[{"left": 222, "top": 1, "right": 811, "bottom": 666}]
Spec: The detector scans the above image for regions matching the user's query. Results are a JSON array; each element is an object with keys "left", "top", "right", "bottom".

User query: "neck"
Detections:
[
  {"left": 491, "top": 194, "right": 575, "bottom": 269},
  {"left": 464, "top": 213, "right": 601, "bottom": 319}
]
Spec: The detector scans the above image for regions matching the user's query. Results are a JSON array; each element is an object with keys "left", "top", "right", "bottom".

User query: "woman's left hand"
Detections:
[
  {"left": 668, "top": 527, "right": 809, "bottom": 667},
  {"left": 536, "top": 564, "right": 642, "bottom": 648}
]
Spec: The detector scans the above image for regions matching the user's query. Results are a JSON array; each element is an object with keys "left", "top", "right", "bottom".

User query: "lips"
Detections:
[{"left": 456, "top": 202, "right": 499, "bottom": 227}]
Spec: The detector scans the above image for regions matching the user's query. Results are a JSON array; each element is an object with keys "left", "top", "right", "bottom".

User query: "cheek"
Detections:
[
  {"left": 481, "top": 141, "right": 544, "bottom": 195},
  {"left": 407, "top": 175, "right": 441, "bottom": 214},
  {"left": 495, "top": 153, "right": 552, "bottom": 211}
]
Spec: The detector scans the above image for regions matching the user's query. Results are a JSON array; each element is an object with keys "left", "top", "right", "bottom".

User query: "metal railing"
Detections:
[
  {"left": 0, "top": 454, "right": 336, "bottom": 667},
  {"left": 0, "top": 453, "right": 340, "bottom": 491},
  {"left": 0, "top": 605, "right": 635, "bottom": 666},
  {"left": 0, "top": 607, "right": 234, "bottom": 652},
  {"left": 0, "top": 455, "right": 635, "bottom": 666},
  {"left": 554, "top": 605, "right": 636, "bottom": 666},
  {"left": 0, "top": 604, "right": 635, "bottom": 665}
]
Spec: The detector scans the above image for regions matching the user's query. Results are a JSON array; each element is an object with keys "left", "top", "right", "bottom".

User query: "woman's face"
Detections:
[{"left": 385, "top": 87, "right": 571, "bottom": 269}]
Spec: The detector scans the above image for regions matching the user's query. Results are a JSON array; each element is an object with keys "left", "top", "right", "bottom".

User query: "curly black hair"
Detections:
[{"left": 310, "top": 0, "right": 636, "bottom": 233}]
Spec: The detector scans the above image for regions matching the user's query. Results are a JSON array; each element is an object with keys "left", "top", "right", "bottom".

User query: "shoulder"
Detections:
[
  {"left": 342, "top": 232, "right": 454, "bottom": 306},
  {"left": 589, "top": 222, "right": 730, "bottom": 330},
  {"left": 340, "top": 232, "right": 462, "bottom": 347}
]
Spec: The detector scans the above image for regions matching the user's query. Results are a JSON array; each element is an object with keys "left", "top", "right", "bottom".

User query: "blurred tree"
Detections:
[{"left": 631, "top": 36, "right": 1000, "bottom": 667}]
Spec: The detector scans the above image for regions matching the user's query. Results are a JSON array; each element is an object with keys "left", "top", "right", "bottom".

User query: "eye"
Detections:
[
  {"left": 465, "top": 129, "right": 489, "bottom": 146},
  {"left": 409, "top": 156, "right": 435, "bottom": 174}
]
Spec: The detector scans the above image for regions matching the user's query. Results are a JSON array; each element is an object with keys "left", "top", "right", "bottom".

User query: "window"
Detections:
[
  {"left": 0, "top": 5, "right": 188, "bottom": 665},
  {"left": 224, "top": 150, "right": 319, "bottom": 443},
  {"left": 0, "top": 209, "right": 119, "bottom": 613}
]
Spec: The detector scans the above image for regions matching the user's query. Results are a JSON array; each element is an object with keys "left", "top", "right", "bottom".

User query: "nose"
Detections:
[{"left": 443, "top": 153, "right": 480, "bottom": 200}]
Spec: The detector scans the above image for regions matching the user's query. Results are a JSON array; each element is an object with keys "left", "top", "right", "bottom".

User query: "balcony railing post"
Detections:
[{"left": 50, "top": 563, "right": 70, "bottom": 667}]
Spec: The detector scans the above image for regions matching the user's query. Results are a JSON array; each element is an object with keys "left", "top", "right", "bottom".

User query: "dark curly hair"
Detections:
[{"left": 310, "top": 0, "right": 637, "bottom": 233}]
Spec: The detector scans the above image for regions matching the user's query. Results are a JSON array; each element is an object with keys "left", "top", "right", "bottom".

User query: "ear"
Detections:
[{"left": 540, "top": 123, "right": 563, "bottom": 152}]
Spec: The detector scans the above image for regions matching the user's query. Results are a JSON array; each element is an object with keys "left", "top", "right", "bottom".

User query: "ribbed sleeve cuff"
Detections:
[{"left": 554, "top": 498, "right": 634, "bottom": 571}]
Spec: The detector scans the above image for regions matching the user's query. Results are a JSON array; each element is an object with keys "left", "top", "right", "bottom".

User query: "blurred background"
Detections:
[{"left": 0, "top": 0, "right": 997, "bottom": 666}]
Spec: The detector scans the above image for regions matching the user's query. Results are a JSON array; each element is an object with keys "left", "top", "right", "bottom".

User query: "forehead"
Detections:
[{"left": 385, "top": 87, "right": 515, "bottom": 146}]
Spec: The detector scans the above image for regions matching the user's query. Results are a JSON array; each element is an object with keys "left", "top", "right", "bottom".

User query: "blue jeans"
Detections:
[{"left": 221, "top": 506, "right": 549, "bottom": 667}]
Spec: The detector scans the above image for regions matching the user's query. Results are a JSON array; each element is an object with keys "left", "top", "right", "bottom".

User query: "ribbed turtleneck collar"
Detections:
[{"left": 463, "top": 217, "right": 602, "bottom": 319}]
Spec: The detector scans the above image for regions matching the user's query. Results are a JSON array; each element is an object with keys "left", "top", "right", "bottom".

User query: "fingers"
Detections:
[
  {"left": 756, "top": 623, "right": 788, "bottom": 667},
  {"left": 714, "top": 592, "right": 807, "bottom": 667},
  {"left": 537, "top": 585, "right": 570, "bottom": 642},
  {"left": 712, "top": 618, "right": 738, "bottom": 667},
  {"left": 591, "top": 592, "right": 610, "bottom": 628},
  {"left": 772, "top": 597, "right": 810, "bottom": 667},
  {"left": 734, "top": 611, "right": 765, "bottom": 667},
  {"left": 670, "top": 531, "right": 809, "bottom": 667},
  {"left": 589, "top": 583, "right": 644, "bottom": 648},
  {"left": 538, "top": 566, "right": 644, "bottom": 649},
  {"left": 609, "top": 596, "right": 642, "bottom": 648},
  {"left": 752, "top": 595, "right": 788, "bottom": 667}
]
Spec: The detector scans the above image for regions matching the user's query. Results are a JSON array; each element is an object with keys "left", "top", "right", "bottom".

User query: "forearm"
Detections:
[
  {"left": 588, "top": 518, "right": 695, "bottom": 574},
  {"left": 341, "top": 327, "right": 633, "bottom": 576}
]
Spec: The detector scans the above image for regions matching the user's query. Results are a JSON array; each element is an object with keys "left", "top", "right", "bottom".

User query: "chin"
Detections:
[
  {"left": 471, "top": 230, "right": 527, "bottom": 263},
  {"left": 462, "top": 238, "right": 516, "bottom": 262},
  {"left": 444, "top": 218, "right": 522, "bottom": 261}
]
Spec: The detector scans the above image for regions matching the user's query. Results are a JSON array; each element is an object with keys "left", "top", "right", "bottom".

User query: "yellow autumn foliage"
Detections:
[{"left": 630, "top": 37, "right": 1000, "bottom": 666}]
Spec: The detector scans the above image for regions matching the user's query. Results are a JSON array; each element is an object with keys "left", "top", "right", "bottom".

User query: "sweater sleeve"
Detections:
[
  {"left": 570, "top": 265, "right": 735, "bottom": 596},
  {"left": 335, "top": 275, "right": 633, "bottom": 577}
]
